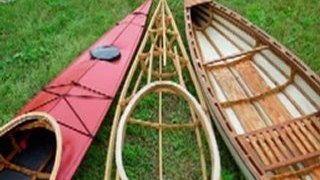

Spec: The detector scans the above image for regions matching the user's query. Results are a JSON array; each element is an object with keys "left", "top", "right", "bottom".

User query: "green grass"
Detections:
[{"left": 0, "top": 0, "right": 319, "bottom": 179}]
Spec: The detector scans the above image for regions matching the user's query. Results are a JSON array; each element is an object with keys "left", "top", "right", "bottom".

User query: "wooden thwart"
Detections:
[{"left": 204, "top": 45, "right": 269, "bottom": 66}]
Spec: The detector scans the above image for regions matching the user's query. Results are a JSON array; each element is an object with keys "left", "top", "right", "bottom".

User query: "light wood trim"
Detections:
[{"left": 203, "top": 45, "right": 269, "bottom": 66}]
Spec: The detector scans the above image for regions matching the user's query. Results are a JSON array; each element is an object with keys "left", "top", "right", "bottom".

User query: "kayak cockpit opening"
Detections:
[{"left": 0, "top": 119, "right": 57, "bottom": 179}]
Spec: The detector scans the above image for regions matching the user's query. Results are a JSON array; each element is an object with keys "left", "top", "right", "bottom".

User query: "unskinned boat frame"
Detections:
[{"left": 104, "top": 0, "right": 220, "bottom": 179}]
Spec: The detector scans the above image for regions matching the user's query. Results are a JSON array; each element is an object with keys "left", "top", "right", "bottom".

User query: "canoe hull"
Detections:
[{"left": 185, "top": 1, "right": 320, "bottom": 179}]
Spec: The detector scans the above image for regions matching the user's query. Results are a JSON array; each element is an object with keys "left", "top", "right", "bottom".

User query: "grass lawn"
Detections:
[{"left": 0, "top": 0, "right": 319, "bottom": 179}]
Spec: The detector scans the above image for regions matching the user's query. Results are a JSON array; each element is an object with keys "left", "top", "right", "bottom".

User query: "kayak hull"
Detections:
[{"left": 16, "top": 0, "right": 152, "bottom": 179}]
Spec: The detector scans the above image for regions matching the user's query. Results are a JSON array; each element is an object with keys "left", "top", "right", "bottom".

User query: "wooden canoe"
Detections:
[
  {"left": 185, "top": 0, "right": 320, "bottom": 179},
  {"left": 115, "top": 81, "right": 220, "bottom": 180},
  {"left": 105, "top": 0, "right": 220, "bottom": 179},
  {"left": 0, "top": 112, "right": 62, "bottom": 180},
  {"left": 15, "top": 0, "right": 152, "bottom": 179}
]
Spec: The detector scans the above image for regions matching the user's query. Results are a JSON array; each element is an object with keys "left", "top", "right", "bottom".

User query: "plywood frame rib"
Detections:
[{"left": 104, "top": 0, "right": 217, "bottom": 179}]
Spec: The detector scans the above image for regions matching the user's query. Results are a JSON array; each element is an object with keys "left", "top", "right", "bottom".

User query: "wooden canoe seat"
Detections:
[{"left": 236, "top": 112, "right": 320, "bottom": 176}]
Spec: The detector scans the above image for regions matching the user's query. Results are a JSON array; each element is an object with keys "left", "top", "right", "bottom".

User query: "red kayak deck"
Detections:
[{"left": 16, "top": 0, "right": 152, "bottom": 179}]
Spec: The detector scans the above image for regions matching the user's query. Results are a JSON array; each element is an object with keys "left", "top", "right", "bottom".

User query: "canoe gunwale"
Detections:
[
  {"left": 185, "top": 1, "right": 320, "bottom": 179},
  {"left": 0, "top": 112, "right": 62, "bottom": 180}
]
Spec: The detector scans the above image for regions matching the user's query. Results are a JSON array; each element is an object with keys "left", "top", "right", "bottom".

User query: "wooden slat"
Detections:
[
  {"left": 284, "top": 126, "right": 308, "bottom": 155},
  {"left": 257, "top": 133, "right": 277, "bottom": 164},
  {"left": 297, "top": 121, "right": 320, "bottom": 150},
  {"left": 237, "top": 115, "right": 320, "bottom": 174},
  {"left": 290, "top": 123, "right": 314, "bottom": 153},
  {"left": 305, "top": 119, "right": 320, "bottom": 142},
  {"left": 234, "top": 61, "right": 292, "bottom": 124},
  {"left": 299, "top": 123, "right": 320, "bottom": 152},
  {"left": 249, "top": 136, "right": 270, "bottom": 166},
  {"left": 277, "top": 128, "right": 301, "bottom": 157},
  {"left": 212, "top": 68, "right": 266, "bottom": 131},
  {"left": 270, "top": 131, "right": 294, "bottom": 160},
  {"left": 311, "top": 117, "right": 320, "bottom": 131},
  {"left": 263, "top": 131, "right": 285, "bottom": 162}
]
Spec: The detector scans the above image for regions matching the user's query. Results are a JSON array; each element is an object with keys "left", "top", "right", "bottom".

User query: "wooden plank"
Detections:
[
  {"left": 297, "top": 121, "right": 320, "bottom": 150},
  {"left": 311, "top": 117, "right": 320, "bottom": 131},
  {"left": 277, "top": 128, "right": 301, "bottom": 157},
  {"left": 263, "top": 132, "right": 284, "bottom": 162},
  {"left": 249, "top": 136, "right": 270, "bottom": 166},
  {"left": 234, "top": 61, "right": 292, "bottom": 124},
  {"left": 284, "top": 126, "right": 308, "bottom": 155},
  {"left": 212, "top": 68, "right": 266, "bottom": 131},
  {"left": 270, "top": 131, "right": 294, "bottom": 160},
  {"left": 305, "top": 119, "right": 320, "bottom": 143},
  {"left": 257, "top": 134, "right": 277, "bottom": 164},
  {"left": 289, "top": 123, "right": 314, "bottom": 153}
]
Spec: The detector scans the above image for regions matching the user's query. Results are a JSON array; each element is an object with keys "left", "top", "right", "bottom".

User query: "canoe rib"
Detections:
[{"left": 220, "top": 69, "right": 296, "bottom": 108}]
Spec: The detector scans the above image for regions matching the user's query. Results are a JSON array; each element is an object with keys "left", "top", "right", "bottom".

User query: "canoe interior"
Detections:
[
  {"left": 0, "top": 120, "right": 56, "bottom": 180},
  {"left": 188, "top": 2, "right": 320, "bottom": 179}
]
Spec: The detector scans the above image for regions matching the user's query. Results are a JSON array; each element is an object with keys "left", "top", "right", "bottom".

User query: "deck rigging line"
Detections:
[
  {"left": 26, "top": 81, "right": 113, "bottom": 138},
  {"left": 23, "top": 5, "right": 146, "bottom": 138}
]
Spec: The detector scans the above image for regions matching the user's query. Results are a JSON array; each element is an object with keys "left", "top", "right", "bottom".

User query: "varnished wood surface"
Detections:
[{"left": 186, "top": 1, "right": 320, "bottom": 179}]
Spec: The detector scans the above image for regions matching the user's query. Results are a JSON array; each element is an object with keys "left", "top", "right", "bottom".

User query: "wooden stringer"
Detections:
[{"left": 104, "top": 0, "right": 211, "bottom": 179}]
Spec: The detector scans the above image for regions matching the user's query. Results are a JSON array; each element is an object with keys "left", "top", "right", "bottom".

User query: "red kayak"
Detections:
[{"left": 16, "top": 0, "right": 152, "bottom": 179}]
